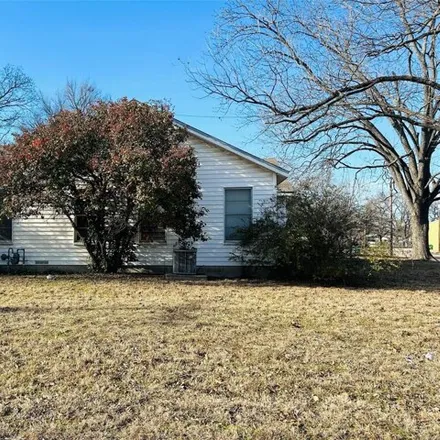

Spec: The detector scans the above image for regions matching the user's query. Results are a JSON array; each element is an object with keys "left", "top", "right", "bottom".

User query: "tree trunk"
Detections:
[
  {"left": 411, "top": 204, "right": 430, "bottom": 260},
  {"left": 105, "top": 259, "right": 121, "bottom": 274}
]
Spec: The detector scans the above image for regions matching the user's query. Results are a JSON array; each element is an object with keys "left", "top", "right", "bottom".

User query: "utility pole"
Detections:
[{"left": 389, "top": 177, "right": 394, "bottom": 257}]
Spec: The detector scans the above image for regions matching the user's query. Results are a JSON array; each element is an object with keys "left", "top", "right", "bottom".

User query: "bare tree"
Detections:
[
  {"left": 393, "top": 190, "right": 412, "bottom": 246},
  {"left": 39, "top": 79, "right": 107, "bottom": 119},
  {"left": 0, "top": 65, "right": 35, "bottom": 141},
  {"left": 430, "top": 199, "right": 440, "bottom": 221},
  {"left": 361, "top": 196, "right": 391, "bottom": 244},
  {"left": 190, "top": 0, "right": 440, "bottom": 259},
  {"left": 361, "top": 188, "right": 411, "bottom": 248}
]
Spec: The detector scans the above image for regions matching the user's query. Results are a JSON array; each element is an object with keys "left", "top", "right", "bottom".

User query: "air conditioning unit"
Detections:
[
  {"left": 172, "top": 249, "right": 197, "bottom": 275},
  {"left": 1, "top": 248, "right": 25, "bottom": 266}
]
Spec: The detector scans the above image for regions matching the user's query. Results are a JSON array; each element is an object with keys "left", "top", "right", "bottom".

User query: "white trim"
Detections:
[
  {"left": 174, "top": 120, "right": 290, "bottom": 182},
  {"left": 136, "top": 224, "right": 167, "bottom": 245},
  {"left": 224, "top": 187, "right": 253, "bottom": 242}
]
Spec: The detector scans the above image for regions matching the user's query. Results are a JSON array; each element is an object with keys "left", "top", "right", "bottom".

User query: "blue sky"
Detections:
[
  {"left": 1, "top": 1, "right": 268, "bottom": 156},
  {"left": 0, "top": 1, "right": 388, "bottom": 197}
]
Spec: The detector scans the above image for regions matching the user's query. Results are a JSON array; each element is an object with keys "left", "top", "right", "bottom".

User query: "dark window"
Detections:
[
  {"left": 225, "top": 188, "right": 252, "bottom": 241},
  {"left": 74, "top": 215, "right": 88, "bottom": 243},
  {"left": 0, "top": 217, "right": 12, "bottom": 241},
  {"left": 139, "top": 223, "right": 166, "bottom": 243}
]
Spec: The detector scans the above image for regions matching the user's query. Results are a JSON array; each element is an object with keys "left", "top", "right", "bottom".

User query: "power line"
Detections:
[{"left": 175, "top": 113, "right": 248, "bottom": 119}]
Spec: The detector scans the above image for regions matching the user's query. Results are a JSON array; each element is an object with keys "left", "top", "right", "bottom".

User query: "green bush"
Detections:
[
  {"left": 231, "top": 183, "right": 364, "bottom": 282},
  {"left": 360, "top": 242, "right": 400, "bottom": 274}
]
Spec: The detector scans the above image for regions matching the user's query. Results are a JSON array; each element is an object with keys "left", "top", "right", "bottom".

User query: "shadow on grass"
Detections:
[
  {"left": 0, "top": 306, "right": 21, "bottom": 313},
  {"left": 365, "top": 259, "right": 440, "bottom": 292},
  {"left": 0, "top": 261, "right": 439, "bottom": 292},
  {"left": 0, "top": 300, "right": 205, "bottom": 326}
]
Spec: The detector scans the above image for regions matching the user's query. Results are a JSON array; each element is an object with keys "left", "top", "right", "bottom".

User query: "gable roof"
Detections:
[{"left": 174, "top": 119, "right": 289, "bottom": 183}]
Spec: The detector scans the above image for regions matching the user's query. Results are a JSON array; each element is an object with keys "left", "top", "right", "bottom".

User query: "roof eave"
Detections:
[{"left": 174, "top": 119, "right": 290, "bottom": 182}]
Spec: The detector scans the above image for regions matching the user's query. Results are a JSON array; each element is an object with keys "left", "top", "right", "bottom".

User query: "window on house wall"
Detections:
[
  {"left": 74, "top": 215, "right": 88, "bottom": 243},
  {"left": 0, "top": 217, "right": 12, "bottom": 241},
  {"left": 139, "top": 222, "right": 166, "bottom": 244},
  {"left": 225, "top": 188, "right": 252, "bottom": 241}
]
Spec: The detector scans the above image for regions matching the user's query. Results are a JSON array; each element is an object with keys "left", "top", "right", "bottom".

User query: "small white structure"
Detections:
[{"left": 0, "top": 122, "right": 289, "bottom": 276}]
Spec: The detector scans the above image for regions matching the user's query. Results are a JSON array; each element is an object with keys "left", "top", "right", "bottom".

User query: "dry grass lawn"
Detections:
[{"left": 1, "top": 272, "right": 440, "bottom": 439}]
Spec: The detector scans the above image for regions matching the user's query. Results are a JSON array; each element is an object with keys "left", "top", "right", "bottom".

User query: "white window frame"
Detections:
[{"left": 137, "top": 223, "right": 167, "bottom": 245}]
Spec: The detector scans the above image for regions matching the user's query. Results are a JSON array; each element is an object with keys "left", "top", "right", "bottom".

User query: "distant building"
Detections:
[{"left": 429, "top": 220, "right": 440, "bottom": 252}]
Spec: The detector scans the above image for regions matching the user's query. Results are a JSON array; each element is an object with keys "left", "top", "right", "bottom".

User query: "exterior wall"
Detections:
[
  {"left": 124, "top": 136, "right": 277, "bottom": 268},
  {"left": 0, "top": 213, "right": 89, "bottom": 267},
  {"left": 0, "top": 135, "right": 277, "bottom": 270},
  {"left": 190, "top": 136, "right": 275, "bottom": 266},
  {"left": 429, "top": 220, "right": 440, "bottom": 253}
]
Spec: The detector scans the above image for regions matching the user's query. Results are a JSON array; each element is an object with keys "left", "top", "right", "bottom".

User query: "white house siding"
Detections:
[
  {"left": 191, "top": 136, "right": 275, "bottom": 266},
  {"left": 0, "top": 135, "right": 277, "bottom": 270},
  {"left": 0, "top": 213, "right": 89, "bottom": 267}
]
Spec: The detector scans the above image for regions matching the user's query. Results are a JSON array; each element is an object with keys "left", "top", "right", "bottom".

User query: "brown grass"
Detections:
[{"left": 1, "top": 272, "right": 440, "bottom": 439}]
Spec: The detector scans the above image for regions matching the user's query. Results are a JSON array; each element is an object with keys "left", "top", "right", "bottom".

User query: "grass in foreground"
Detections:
[{"left": 1, "top": 275, "right": 440, "bottom": 439}]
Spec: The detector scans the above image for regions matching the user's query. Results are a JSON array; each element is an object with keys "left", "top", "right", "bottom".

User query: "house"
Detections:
[
  {"left": 0, "top": 121, "right": 289, "bottom": 276},
  {"left": 429, "top": 219, "right": 440, "bottom": 252}
]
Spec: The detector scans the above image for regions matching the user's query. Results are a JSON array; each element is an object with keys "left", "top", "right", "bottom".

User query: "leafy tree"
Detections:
[
  {"left": 232, "top": 183, "right": 360, "bottom": 281},
  {"left": 0, "top": 99, "right": 206, "bottom": 272},
  {"left": 191, "top": 0, "right": 440, "bottom": 259}
]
